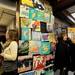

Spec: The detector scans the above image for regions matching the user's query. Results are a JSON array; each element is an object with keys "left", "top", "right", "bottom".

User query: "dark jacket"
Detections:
[
  {"left": 69, "top": 43, "right": 75, "bottom": 71},
  {"left": 54, "top": 38, "right": 71, "bottom": 69}
]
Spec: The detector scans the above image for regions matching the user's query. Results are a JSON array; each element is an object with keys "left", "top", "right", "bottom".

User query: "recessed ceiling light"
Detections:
[
  {"left": 67, "top": 16, "right": 75, "bottom": 23},
  {"left": 71, "top": 13, "right": 75, "bottom": 18}
]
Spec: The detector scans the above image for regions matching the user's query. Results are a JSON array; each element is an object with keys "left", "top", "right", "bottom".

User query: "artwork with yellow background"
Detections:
[
  {"left": 21, "top": 0, "right": 34, "bottom": 7},
  {"left": 20, "top": 18, "right": 32, "bottom": 28},
  {"left": 48, "top": 33, "right": 55, "bottom": 43},
  {"left": 68, "top": 28, "right": 75, "bottom": 43}
]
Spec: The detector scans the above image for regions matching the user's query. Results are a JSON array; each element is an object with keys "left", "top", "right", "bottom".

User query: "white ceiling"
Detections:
[
  {"left": 66, "top": 5, "right": 75, "bottom": 23},
  {"left": 71, "top": 13, "right": 75, "bottom": 18},
  {"left": 0, "top": 0, "right": 16, "bottom": 11},
  {"left": 67, "top": 5, "right": 75, "bottom": 14},
  {"left": 0, "top": 0, "right": 16, "bottom": 26}
]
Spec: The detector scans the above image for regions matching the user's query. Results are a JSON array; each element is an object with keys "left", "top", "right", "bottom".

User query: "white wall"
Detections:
[
  {"left": 7, "top": 19, "right": 16, "bottom": 30},
  {"left": 0, "top": 0, "right": 16, "bottom": 11}
]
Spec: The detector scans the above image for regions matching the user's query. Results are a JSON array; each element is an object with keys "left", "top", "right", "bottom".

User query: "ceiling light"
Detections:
[
  {"left": 71, "top": 13, "right": 75, "bottom": 18},
  {"left": 67, "top": 16, "right": 75, "bottom": 23}
]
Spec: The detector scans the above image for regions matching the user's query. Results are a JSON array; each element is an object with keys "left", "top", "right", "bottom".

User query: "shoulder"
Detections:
[
  {"left": 9, "top": 41, "right": 18, "bottom": 49},
  {"left": 10, "top": 41, "right": 18, "bottom": 46}
]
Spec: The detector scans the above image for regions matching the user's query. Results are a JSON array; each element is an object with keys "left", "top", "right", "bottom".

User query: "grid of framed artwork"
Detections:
[{"left": 17, "top": 0, "right": 55, "bottom": 74}]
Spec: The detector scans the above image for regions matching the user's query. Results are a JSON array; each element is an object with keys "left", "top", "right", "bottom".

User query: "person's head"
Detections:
[
  {"left": 62, "top": 33, "right": 68, "bottom": 41},
  {"left": 6, "top": 29, "right": 18, "bottom": 42}
]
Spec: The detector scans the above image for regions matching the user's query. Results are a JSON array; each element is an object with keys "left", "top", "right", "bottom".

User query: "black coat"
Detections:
[
  {"left": 54, "top": 39, "right": 71, "bottom": 69},
  {"left": 69, "top": 43, "right": 75, "bottom": 71}
]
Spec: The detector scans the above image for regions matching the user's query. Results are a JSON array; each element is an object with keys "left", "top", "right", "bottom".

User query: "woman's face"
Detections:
[
  {"left": 63, "top": 34, "right": 68, "bottom": 41},
  {"left": 6, "top": 31, "right": 9, "bottom": 40}
]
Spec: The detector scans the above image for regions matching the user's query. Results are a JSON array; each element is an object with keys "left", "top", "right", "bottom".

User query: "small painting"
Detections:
[
  {"left": 32, "top": 31, "right": 41, "bottom": 41},
  {"left": 20, "top": 5, "right": 29, "bottom": 18},
  {"left": 21, "top": 0, "right": 34, "bottom": 7},
  {"left": 21, "top": 27, "right": 31, "bottom": 41},
  {"left": 20, "top": 18, "right": 32, "bottom": 28},
  {"left": 29, "top": 41, "right": 41, "bottom": 54},
  {"left": 39, "top": 41, "right": 51, "bottom": 55},
  {"left": 33, "top": 55, "right": 46, "bottom": 70},
  {"left": 18, "top": 59, "right": 33, "bottom": 73},
  {"left": 41, "top": 33, "right": 49, "bottom": 41}
]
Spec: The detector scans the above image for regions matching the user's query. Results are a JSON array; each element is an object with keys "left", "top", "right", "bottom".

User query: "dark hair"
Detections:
[{"left": 8, "top": 29, "right": 18, "bottom": 42}]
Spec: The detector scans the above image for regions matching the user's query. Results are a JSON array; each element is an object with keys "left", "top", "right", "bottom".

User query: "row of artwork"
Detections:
[
  {"left": 18, "top": 0, "right": 54, "bottom": 74},
  {"left": 18, "top": 55, "right": 54, "bottom": 73},
  {"left": 21, "top": 0, "right": 44, "bottom": 7},
  {"left": 21, "top": 28, "right": 54, "bottom": 41},
  {"left": 20, "top": 18, "right": 54, "bottom": 55},
  {"left": 20, "top": 18, "right": 53, "bottom": 32},
  {"left": 20, "top": 5, "right": 51, "bottom": 23},
  {"left": 19, "top": 41, "right": 51, "bottom": 55}
]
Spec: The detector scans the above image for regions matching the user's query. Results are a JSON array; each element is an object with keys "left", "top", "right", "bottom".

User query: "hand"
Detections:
[{"left": 0, "top": 53, "right": 4, "bottom": 57}]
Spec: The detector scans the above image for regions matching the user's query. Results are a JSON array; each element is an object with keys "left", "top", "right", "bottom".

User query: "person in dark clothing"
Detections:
[
  {"left": 0, "top": 35, "right": 6, "bottom": 75},
  {"left": 69, "top": 43, "right": 75, "bottom": 72},
  {"left": 54, "top": 33, "right": 72, "bottom": 75}
]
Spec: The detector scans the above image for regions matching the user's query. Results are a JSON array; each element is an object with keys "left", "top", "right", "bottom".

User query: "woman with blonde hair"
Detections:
[{"left": 0, "top": 29, "right": 18, "bottom": 75}]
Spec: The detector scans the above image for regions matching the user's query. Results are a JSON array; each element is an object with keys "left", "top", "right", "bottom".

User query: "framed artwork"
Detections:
[
  {"left": 18, "top": 41, "right": 29, "bottom": 55},
  {"left": 18, "top": 59, "right": 33, "bottom": 73},
  {"left": 29, "top": 8, "right": 47, "bottom": 22},
  {"left": 21, "top": 0, "right": 34, "bottom": 7},
  {"left": 48, "top": 33, "right": 55, "bottom": 42},
  {"left": 20, "top": 18, "right": 32, "bottom": 28},
  {"left": 68, "top": 28, "right": 75, "bottom": 43},
  {"left": 36, "top": 10, "right": 45, "bottom": 22},
  {"left": 20, "top": 5, "right": 29, "bottom": 18},
  {"left": 19, "top": 71, "right": 35, "bottom": 75},
  {"left": 29, "top": 8, "right": 37, "bottom": 20},
  {"left": 21, "top": 27, "right": 31, "bottom": 41},
  {"left": 29, "top": 41, "right": 41, "bottom": 54},
  {"left": 32, "top": 31, "right": 41, "bottom": 41},
  {"left": 31, "top": 21, "right": 41, "bottom": 31},
  {"left": 39, "top": 41, "right": 51, "bottom": 55},
  {"left": 40, "top": 22, "right": 47, "bottom": 33},
  {"left": 41, "top": 33, "right": 49, "bottom": 41},
  {"left": 33, "top": 55, "right": 46, "bottom": 70}
]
